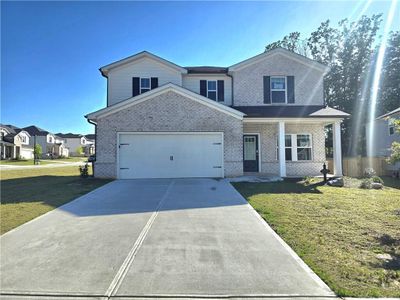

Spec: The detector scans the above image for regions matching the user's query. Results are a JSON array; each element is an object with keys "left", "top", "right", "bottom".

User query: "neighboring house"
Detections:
[
  {"left": 85, "top": 134, "right": 96, "bottom": 155},
  {"left": 23, "top": 126, "right": 69, "bottom": 158},
  {"left": 0, "top": 124, "right": 34, "bottom": 159},
  {"left": 86, "top": 48, "right": 349, "bottom": 179},
  {"left": 57, "top": 133, "right": 95, "bottom": 156},
  {"left": 366, "top": 107, "right": 400, "bottom": 174}
]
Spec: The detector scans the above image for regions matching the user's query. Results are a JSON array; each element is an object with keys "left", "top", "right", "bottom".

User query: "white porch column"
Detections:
[
  {"left": 333, "top": 120, "right": 343, "bottom": 176},
  {"left": 278, "top": 121, "right": 286, "bottom": 177}
]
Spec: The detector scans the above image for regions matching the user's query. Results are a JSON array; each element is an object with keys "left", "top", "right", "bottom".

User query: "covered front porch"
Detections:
[
  {"left": 0, "top": 142, "right": 20, "bottom": 160},
  {"left": 242, "top": 119, "right": 343, "bottom": 177}
]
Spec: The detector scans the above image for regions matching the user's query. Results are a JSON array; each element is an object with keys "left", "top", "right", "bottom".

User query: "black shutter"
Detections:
[
  {"left": 287, "top": 76, "right": 295, "bottom": 103},
  {"left": 200, "top": 80, "right": 207, "bottom": 97},
  {"left": 263, "top": 76, "right": 271, "bottom": 104},
  {"left": 217, "top": 80, "right": 224, "bottom": 102},
  {"left": 132, "top": 77, "right": 140, "bottom": 97},
  {"left": 151, "top": 77, "right": 158, "bottom": 89}
]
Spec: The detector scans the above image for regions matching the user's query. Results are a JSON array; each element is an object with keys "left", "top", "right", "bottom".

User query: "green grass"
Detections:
[
  {"left": 233, "top": 177, "right": 400, "bottom": 298},
  {"left": 0, "top": 157, "right": 88, "bottom": 165},
  {"left": 0, "top": 166, "right": 111, "bottom": 234},
  {"left": 53, "top": 157, "right": 88, "bottom": 163},
  {"left": 0, "top": 159, "right": 54, "bottom": 166}
]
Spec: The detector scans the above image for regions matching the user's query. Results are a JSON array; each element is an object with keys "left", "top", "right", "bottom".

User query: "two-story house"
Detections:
[
  {"left": 23, "top": 126, "right": 69, "bottom": 158},
  {"left": 0, "top": 124, "right": 33, "bottom": 159},
  {"left": 85, "top": 48, "right": 349, "bottom": 179},
  {"left": 366, "top": 107, "right": 400, "bottom": 175},
  {"left": 56, "top": 133, "right": 95, "bottom": 156}
]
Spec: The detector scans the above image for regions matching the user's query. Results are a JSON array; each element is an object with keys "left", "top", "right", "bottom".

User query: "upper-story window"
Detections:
[
  {"left": 48, "top": 136, "right": 53, "bottom": 143},
  {"left": 20, "top": 135, "right": 27, "bottom": 144},
  {"left": 132, "top": 77, "right": 158, "bottom": 97},
  {"left": 140, "top": 78, "right": 150, "bottom": 94},
  {"left": 200, "top": 80, "right": 224, "bottom": 102},
  {"left": 264, "top": 76, "right": 295, "bottom": 104},
  {"left": 270, "top": 76, "right": 286, "bottom": 103},
  {"left": 207, "top": 81, "right": 217, "bottom": 101}
]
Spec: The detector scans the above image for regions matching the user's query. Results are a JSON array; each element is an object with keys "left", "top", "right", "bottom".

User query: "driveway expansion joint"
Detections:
[{"left": 105, "top": 180, "right": 175, "bottom": 298}]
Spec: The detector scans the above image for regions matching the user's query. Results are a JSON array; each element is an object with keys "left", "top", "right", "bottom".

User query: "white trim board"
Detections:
[
  {"left": 228, "top": 48, "right": 329, "bottom": 73},
  {"left": 86, "top": 83, "right": 245, "bottom": 121},
  {"left": 100, "top": 51, "right": 187, "bottom": 76},
  {"left": 243, "top": 133, "right": 262, "bottom": 173}
]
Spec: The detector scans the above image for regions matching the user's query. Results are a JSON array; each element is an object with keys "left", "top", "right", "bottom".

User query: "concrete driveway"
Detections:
[{"left": 1, "top": 179, "right": 335, "bottom": 299}]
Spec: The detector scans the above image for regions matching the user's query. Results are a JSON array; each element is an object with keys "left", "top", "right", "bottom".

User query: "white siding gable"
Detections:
[
  {"left": 108, "top": 57, "right": 182, "bottom": 106},
  {"left": 182, "top": 75, "right": 232, "bottom": 105}
]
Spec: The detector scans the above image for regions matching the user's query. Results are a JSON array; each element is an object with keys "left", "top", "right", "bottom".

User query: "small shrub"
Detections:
[
  {"left": 303, "top": 176, "right": 313, "bottom": 185},
  {"left": 360, "top": 178, "right": 372, "bottom": 189},
  {"left": 79, "top": 163, "right": 89, "bottom": 178},
  {"left": 364, "top": 168, "right": 376, "bottom": 178},
  {"left": 372, "top": 175, "right": 384, "bottom": 184}
]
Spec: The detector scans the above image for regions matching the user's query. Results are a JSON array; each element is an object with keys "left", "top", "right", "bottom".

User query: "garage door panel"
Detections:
[{"left": 118, "top": 133, "right": 223, "bottom": 179}]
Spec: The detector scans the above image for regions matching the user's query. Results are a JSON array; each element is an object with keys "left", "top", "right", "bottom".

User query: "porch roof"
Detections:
[{"left": 232, "top": 105, "right": 349, "bottom": 119}]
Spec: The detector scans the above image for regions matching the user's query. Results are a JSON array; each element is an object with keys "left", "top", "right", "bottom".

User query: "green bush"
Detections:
[
  {"left": 303, "top": 176, "right": 313, "bottom": 185},
  {"left": 79, "top": 163, "right": 89, "bottom": 178},
  {"left": 360, "top": 178, "right": 372, "bottom": 189},
  {"left": 372, "top": 176, "right": 384, "bottom": 184},
  {"left": 34, "top": 143, "right": 42, "bottom": 159}
]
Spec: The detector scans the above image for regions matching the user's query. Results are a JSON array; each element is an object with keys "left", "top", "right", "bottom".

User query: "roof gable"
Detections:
[
  {"left": 229, "top": 48, "right": 329, "bottom": 73},
  {"left": 100, "top": 51, "right": 187, "bottom": 77},
  {"left": 377, "top": 107, "right": 400, "bottom": 120},
  {"left": 86, "top": 83, "right": 244, "bottom": 121},
  {"left": 23, "top": 125, "right": 50, "bottom": 136}
]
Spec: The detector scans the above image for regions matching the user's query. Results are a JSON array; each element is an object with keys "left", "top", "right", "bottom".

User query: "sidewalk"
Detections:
[{"left": 0, "top": 161, "right": 85, "bottom": 170}]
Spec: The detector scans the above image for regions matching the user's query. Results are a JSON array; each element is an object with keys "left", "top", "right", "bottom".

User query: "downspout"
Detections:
[{"left": 86, "top": 117, "right": 97, "bottom": 177}]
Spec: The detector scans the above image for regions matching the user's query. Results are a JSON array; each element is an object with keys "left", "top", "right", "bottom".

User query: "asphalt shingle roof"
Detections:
[{"left": 232, "top": 105, "right": 350, "bottom": 118}]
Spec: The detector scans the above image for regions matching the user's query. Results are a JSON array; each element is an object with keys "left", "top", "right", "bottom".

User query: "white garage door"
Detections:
[{"left": 118, "top": 132, "right": 224, "bottom": 179}]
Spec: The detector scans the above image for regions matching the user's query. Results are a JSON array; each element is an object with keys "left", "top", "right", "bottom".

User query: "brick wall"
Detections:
[
  {"left": 95, "top": 90, "right": 243, "bottom": 178},
  {"left": 233, "top": 53, "right": 325, "bottom": 106},
  {"left": 243, "top": 122, "right": 326, "bottom": 176}
]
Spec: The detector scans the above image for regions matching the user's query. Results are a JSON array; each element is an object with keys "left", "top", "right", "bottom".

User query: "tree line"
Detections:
[{"left": 265, "top": 14, "right": 399, "bottom": 156}]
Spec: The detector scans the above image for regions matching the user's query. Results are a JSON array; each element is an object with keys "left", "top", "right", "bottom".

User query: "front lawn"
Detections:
[
  {"left": 0, "top": 166, "right": 111, "bottom": 234},
  {"left": 0, "top": 157, "right": 87, "bottom": 165},
  {"left": 0, "top": 159, "right": 54, "bottom": 166},
  {"left": 233, "top": 177, "right": 400, "bottom": 298}
]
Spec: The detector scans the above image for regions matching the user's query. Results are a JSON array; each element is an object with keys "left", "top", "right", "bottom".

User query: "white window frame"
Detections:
[
  {"left": 206, "top": 80, "right": 218, "bottom": 101},
  {"left": 140, "top": 77, "right": 151, "bottom": 94},
  {"left": 48, "top": 136, "right": 53, "bottom": 143},
  {"left": 296, "top": 134, "right": 313, "bottom": 161},
  {"left": 270, "top": 76, "right": 287, "bottom": 104},
  {"left": 276, "top": 133, "right": 313, "bottom": 161},
  {"left": 20, "top": 134, "right": 27, "bottom": 144}
]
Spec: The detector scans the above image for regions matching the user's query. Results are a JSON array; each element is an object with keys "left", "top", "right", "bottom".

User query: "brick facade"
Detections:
[
  {"left": 232, "top": 54, "right": 325, "bottom": 106},
  {"left": 95, "top": 91, "right": 243, "bottom": 178},
  {"left": 243, "top": 123, "right": 326, "bottom": 176}
]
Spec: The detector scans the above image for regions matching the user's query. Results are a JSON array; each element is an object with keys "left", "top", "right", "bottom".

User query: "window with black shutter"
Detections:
[{"left": 200, "top": 80, "right": 225, "bottom": 102}]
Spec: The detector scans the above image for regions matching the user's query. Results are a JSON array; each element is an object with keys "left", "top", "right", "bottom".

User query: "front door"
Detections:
[{"left": 243, "top": 135, "right": 259, "bottom": 172}]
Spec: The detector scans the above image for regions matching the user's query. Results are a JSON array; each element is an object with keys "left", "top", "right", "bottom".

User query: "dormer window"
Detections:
[
  {"left": 270, "top": 76, "right": 286, "bottom": 103},
  {"left": 140, "top": 78, "right": 150, "bottom": 94},
  {"left": 207, "top": 81, "right": 217, "bottom": 101}
]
